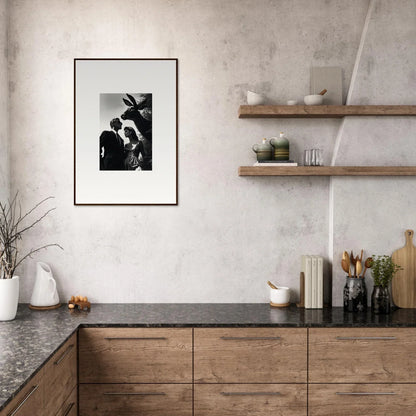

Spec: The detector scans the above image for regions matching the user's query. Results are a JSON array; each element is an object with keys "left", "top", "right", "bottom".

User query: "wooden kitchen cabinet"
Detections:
[
  {"left": 194, "top": 328, "right": 307, "bottom": 383},
  {"left": 309, "top": 383, "right": 416, "bottom": 415},
  {"left": 55, "top": 387, "right": 77, "bottom": 416},
  {"left": 79, "top": 327, "right": 192, "bottom": 383},
  {"left": 0, "top": 370, "right": 44, "bottom": 416},
  {"left": 194, "top": 384, "right": 307, "bottom": 416},
  {"left": 79, "top": 383, "right": 192, "bottom": 416},
  {"left": 43, "top": 333, "right": 77, "bottom": 416},
  {"left": 309, "top": 328, "right": 416, "bottom": 383}
]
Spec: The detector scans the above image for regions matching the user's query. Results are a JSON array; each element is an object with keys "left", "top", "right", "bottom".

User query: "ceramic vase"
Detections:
[
  {"left": 0, "top": 276, "right": 19, "bottom": 321},
  {"left": 270, "top": 133, "right": 289, "bottom": 160},
  {"left": 252, "top": 138, "right": 272, "bottom": 161},
  {"left": 371, "top": 286, "right": 391, "bottom": 314},
  {"left": 343, "top": 276, "right": 367, "bottom": 313}
]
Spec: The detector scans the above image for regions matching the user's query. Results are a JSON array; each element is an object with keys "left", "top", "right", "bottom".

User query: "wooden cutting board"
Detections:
[{"left": 392, "top": 230, "right": 416, "bottom": 308}]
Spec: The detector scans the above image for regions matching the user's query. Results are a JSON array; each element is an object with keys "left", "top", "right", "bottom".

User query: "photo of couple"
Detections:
[{"left": 99, "top": 93, "right": 152, "bottom": 171}]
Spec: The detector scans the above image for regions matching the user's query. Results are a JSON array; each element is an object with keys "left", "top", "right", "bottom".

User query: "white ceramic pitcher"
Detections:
[{"left": 30, "top": 262, "right": 59, "bottom": 307}]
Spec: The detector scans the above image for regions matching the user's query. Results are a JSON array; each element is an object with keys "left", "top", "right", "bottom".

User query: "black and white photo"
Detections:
[
  {"left": 74, "top": 59, "right": 177, "bottom": 205},
  {"left": 99, "top": 93, "right": 152, "bottom": 171}
]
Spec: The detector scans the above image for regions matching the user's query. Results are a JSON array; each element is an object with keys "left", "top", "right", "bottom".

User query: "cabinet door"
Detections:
[
  {"left": 79, "top": 384, "right": 192, "bottom": 416},
  {"left": 0, "top": 370, "right": 43, "bottom": 416},
  {"left": 43, "top": 333, "right": 77, "bottom": 416},
  {"left": 55, "top": 386, "right": 77, "bottom": 416},
  {"left": 194, "top": 328, "right": 307, "bottom": 383},
  {"left": 309, "top": 328, "right": 416, "bottom": 382},
  {"left": 309, "top": 384, "right": 416, "bottom": 415},
  {"left": 195, "top": 384, "right": 307, "bottom": 416},
  {"left": 79, "top": 328, "right": 192, "bottom": 383}
]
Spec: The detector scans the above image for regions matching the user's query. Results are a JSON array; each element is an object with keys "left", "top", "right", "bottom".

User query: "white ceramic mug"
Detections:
[{"left": 270, "top": 286, "right": 290, "bottom": 304}]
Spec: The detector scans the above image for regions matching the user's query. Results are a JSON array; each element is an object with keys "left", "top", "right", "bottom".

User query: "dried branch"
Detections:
[
  {"left": 12, "top": 243, "right": 64, "bottom": 274},
  {"left": 0, "top": 192, "right": 62, "bottom": 279}
]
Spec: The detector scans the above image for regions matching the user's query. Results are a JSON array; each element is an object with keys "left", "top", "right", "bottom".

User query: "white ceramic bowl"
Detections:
[
  {"left": 287, "top": 100, "right": 298, "bottom": 106},
  {"left": 247, "top": 90, "right": 265, "bottom": 105},
  {"left": 270, "top": 286, "right": 290, "bottom": 305},
  {"left": 304, "top": 94, "right": 323, "bottom": 105}
]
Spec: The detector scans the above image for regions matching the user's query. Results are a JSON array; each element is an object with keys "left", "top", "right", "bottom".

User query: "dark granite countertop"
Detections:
[{"left": 3, "top": 303, "right": 416, "bottom": 410}]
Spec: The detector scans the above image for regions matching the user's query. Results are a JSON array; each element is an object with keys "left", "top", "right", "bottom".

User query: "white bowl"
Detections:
[
  {"left": 270, "top": 286, "right": 290, "bottom": 305},
  {"left": 304, "top": 94, "right": 323, "bottom": 105},
  {"left": 247, "top": 90, "right": 265, "bottom": 105},
  {"left": 287, "top": 100, "right": 298, "bottom": 106}
]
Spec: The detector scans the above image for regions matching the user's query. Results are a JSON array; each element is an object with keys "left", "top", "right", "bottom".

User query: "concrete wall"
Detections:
[
  {"left": 331, "top": 0, "right": 416, "bottom": 304},
  {"left": 0, "top": 0, "right": 9, "bottom": 202},
  {"left": 5, "top": 0, "right": 415, "bottom": 305}
]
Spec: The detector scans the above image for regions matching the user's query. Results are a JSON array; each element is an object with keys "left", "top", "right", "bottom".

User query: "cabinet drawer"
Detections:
[
  {"left": 44, "top": 333, "right": 77, "bottom": 416},
  {"left": 194, "top": 328, "right": 307, "bottom": 383},
  {"left": 79, "top": 383, "right": 192, "bottom": 416},
  {"left": 1, "top": 370, "right": 43, "bottom": 416},
  {"left": 55, "top": 386, "right": 77, "bottom": 416},
  {"left": 79, "top": 328, "right": 192, "bottom": 383},
  {"left": 309, "top": 328, "right": 416, "bottom": 382},
  {"left": 194, "top": 384, "right": 307, "bottom": 416},
  {"left": 309, "top": 384, "right": 416, "bottom": 415}
]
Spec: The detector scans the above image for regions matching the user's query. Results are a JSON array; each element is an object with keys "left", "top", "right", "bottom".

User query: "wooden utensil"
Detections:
[
  {"left": 319, "top": 89, "right": 327, "bottom": 95},
  {"left": 341, "top": 258, "right": 350, "bottom": 277},
  {"left": 362, "top": 257, "right": 373, "bottom": 278},
  {"left": 267, "top": 281, "right": 278, "bottom": 290},
  {"left": 356, "top": 259, "right": 363, "bottom": 277},
  {"left": 342, "top": 251, "right": 351, "bottom": 277},
  {"left": 392, "top": 230, "right": 416, "bottom": 308},
  {"left": 350, "top": 251, "right": 356, "bottom": 267},
  {"left": 354, "top": 255, "right": 360, "bottom": 277}
]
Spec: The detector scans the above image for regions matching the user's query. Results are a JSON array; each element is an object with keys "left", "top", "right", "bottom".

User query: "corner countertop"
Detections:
[{"left": 2, "top": 303, "right": 416, "bottom": 410}]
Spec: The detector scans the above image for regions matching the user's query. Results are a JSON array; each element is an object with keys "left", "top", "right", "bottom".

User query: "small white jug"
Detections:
[{"left": 30, "top": 262, "right": 60, "bottom": 307}]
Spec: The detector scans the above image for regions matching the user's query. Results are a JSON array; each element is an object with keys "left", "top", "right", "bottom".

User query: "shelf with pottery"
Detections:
[
  {"left": 238, "top": 105, "right": 416, "bottom": 118},
  {"left": 238, "top": 166, "right": 416, "bottom": 176}
]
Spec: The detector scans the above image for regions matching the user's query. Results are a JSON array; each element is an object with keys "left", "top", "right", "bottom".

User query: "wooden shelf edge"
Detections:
[
  {"left": 238, "top": 105, "right": 416, "bottom": 118},
  {"left": 238, "top": 166, "right": 416, "bottom": 176}
]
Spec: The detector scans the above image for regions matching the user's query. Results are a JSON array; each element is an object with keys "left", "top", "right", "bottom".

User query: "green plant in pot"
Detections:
[
  {"left": 370, "top": 255, "right": 402, "bottom": 314},
  {"left": 0, "top": 193, "right": 62, "bottom": 321}
]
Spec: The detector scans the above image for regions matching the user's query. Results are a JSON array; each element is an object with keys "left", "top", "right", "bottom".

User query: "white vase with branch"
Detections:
[{"left": 0, "top": 193, "right": 63, "bottom": 320}]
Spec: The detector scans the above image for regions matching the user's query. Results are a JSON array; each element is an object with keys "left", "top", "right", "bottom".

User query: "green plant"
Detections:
[
  {"left": 0, "top": 193, "right": 63, "bottom": 279},
  {"left": 370, "top": 255, "right": 402, "bottom": 288}
]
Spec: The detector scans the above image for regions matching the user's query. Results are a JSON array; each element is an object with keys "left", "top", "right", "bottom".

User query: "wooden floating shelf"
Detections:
[
  {"left": 238, "top": 166, "right": 416, "bottom": 176},
  {"left": 238, "top": 105, "right": 416, "bottom": 118}
]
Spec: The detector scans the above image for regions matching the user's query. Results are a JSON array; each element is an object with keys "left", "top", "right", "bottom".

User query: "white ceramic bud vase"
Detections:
[{"left": 0, "top": 276, "right": 19, "bottom": 321}]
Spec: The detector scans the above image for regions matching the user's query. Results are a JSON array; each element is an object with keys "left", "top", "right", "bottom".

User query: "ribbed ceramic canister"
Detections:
[
  {"left": 270, "top": 133, "right": 289, "bottom": 160},
  {"left": 252, "top": 138, "right": 273, "bottom": 161}
]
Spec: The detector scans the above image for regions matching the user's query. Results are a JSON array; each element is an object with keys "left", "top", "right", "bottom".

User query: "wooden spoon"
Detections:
[
  {"left": 356, "top": 259, "right": 363, "bottom": 277},
  {"left": 319, "top": 89, "right": 327, "bottom": 95},
  {"left": 354, "top": 255, "right": 360, "bottom": 277},
  {"left": 361, "top": 257, "right": 373, "bottom": 278},
  {"left": 267, "top": 281, "right": 278, "bottom": 290},
  {"left": 342, "top": 251, "right": 351, "bottom": 277},
  {"left": 341, "top": 258, "right": 351, "bottom": 277}
]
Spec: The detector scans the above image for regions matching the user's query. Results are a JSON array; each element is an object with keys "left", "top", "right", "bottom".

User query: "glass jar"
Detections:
[{"left": 371, "top": 286, "right": 391, "bottom": 314}]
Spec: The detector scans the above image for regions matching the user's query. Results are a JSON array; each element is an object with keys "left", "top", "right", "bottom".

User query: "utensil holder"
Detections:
[{"left": 343, "top": 276, "right": 367, "bottom": 312}]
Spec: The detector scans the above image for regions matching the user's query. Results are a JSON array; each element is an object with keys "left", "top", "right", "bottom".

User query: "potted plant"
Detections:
[
  {"left": 370, "top": 255, "right": 402, "bottom": 314},
  {"left": 0, "top": 193, "right": 62, "bottom": 321}
]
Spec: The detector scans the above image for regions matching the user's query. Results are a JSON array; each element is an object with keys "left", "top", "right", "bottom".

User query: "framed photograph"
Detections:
[{"left": 74, "top": 58, "right": 178, "bottom": 205}]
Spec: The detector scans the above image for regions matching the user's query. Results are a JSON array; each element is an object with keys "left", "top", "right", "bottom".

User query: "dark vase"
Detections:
[
  {"left": 343, "top": 276, "right": 367, "bottom": 312},
  {"left": 371, "top": 286, "right": 391, "bottom": 314}
]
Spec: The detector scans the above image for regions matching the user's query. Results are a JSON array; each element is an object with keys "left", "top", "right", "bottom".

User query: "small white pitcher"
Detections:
[{"left": 30, "top": 262, "right": 59, "bottom": 307}]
